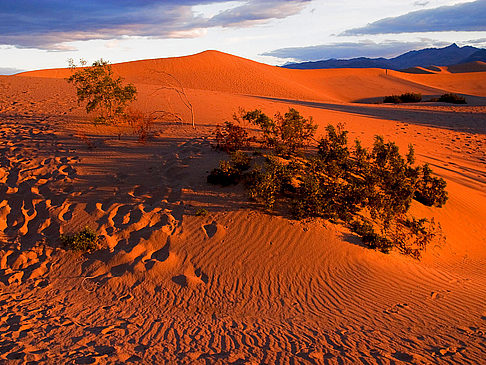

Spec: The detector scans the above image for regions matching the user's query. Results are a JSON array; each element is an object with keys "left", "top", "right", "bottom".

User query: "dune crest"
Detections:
[{"left": 19, "top": 50, "right": 486, "bottom": 103}]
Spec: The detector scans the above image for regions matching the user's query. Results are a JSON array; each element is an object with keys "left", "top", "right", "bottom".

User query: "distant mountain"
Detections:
[
  {"left": 283, "top": 44, "right": 486, "bottom": 70},
  {"left": 460, "top": 49, "right": 486, "bottom": 63},
  {"left": 284, "top": 57, "right": 393, "bottom": 70}
]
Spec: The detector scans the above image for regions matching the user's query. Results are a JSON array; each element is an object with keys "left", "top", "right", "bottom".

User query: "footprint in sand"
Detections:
[
  {"left": 171, "top": 274, "right": 188, "bottom": 287},
  {"left": 384, "top": 303, "right": 409, "bottom": 314},
  {"left": 58, "top": 202, "right": 75, "bottom": 222},
  {"left": 172, "top": 265, "right": 209, "bottom": 287},
  {"left": 202, "top": 221, "right": 225, "bottom": 238},
  {"left": 203, "top": 221, "right": 218, "bottom": 239},
  {"left": 430, "top": 290, "right": 451, "bottom": 300}
]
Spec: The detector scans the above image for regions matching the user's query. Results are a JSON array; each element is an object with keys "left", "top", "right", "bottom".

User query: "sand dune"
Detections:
[
  {"left": 21, "top": 50, "right": 486, "bottom": 103},
  {"left": 1, "top": 51, "right": 486, "bottom": 363}
]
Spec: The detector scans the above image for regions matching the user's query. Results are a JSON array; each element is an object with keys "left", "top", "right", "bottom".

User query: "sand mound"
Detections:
[{"left": 1, "top": 51, "right": 486, "bottom": 363}]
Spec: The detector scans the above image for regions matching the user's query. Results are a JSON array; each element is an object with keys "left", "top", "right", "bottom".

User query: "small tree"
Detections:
[{"left": 67, "top": 59, "right": 137, "bottom": 125}]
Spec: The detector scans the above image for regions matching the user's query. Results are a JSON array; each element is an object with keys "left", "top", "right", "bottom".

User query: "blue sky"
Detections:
[{"left": 1, "top": 0, "right": 485, "bottom": 74}]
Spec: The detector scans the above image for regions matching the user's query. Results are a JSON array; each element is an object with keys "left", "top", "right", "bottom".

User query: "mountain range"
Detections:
[{"left": 283, "top": 44, "right": 486, "bottom": 70}]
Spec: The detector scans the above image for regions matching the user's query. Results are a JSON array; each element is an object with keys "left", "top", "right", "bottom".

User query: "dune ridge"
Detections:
[{"left": 20, "top": 50, "right": 486, "bottom": 103}]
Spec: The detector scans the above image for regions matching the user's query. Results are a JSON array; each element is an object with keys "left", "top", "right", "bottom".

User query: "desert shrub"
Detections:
[
  {"left": 207, "top": 160, "right": 242, "bottom": 186},
  {"left": 214, "top": 121, "right": 249, "bottom": 152},
  {"left": 67, "top": 59, "right": 137, "bottom": 125},
  {"left": 241, "top": 108, "right": 317, "bottom": 156},
  {"left": 124, "top": 108, "right": 155, "bottom": 142},
  {"left": 231, "top": 150, "right": 252, "bottom": 171},
  {"left": 350, "top": 219, "right": 394, "bottom": 253},
  {"left": 317, "top": 124, "right": 350, "bottom": 177},
  {"left": 399, "top": 92, "right": 422, "bottom": 103},
  {"left": 195, "top": 208, "right": 209, "bottom": 217},
  {"left": 383, "top": 93, "right": 422, "bottom": 104},
  {"left": 438, "top": 93, "right": 467, "bottom": 104},
  {"left": 383, "top": 95, "right": 402, "bottom": 104},
  {"left": 246, "top": 158, "right": 291, "bottom": 209},
  {"left": 240, "top": 109, "right": 276, "bottom": 147},
  {"left": 390, "top": 217, "right": 444, "bottom": 259},
  {"left": 366, "top": 138, "right": 421, "bottom": 223},
  {"left": 414, "top": 164, "right": 448, "bottom": 207},
  {"left": 207, "top": 109, "right": 448, "bottom": 259},
  {"left": 61, "top": 227, "right": 99, "bottom": 252}
]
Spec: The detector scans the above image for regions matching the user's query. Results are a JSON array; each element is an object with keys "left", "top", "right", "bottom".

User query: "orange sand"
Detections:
[{"left": 1, "top": 51, "right": 485, "bottom": 363}]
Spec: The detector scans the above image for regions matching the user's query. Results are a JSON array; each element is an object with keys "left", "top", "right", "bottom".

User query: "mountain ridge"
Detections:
[{"left": 283, "top": 44, "right": 486, "bottom": 70}]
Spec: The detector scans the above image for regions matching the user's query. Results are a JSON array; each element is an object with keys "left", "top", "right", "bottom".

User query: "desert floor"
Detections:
[{"left": 1, "top": 52, "right": 485, "bottom": 364}]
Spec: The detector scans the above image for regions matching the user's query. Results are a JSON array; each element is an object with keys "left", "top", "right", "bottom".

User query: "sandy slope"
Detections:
[{"left": 1, "top": 52, "right": 486, "bottom": 364}]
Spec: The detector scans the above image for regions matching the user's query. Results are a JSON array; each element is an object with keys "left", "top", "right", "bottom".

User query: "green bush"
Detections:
[
  {"left": 207, "top": 109, "right": 448, "bottom": 259},
  {"left": 438, "top": 93, "right": 467, "bottom": 104},
  {"left": 350, "top": 219, "right": 394, "bottom": 253},
  {"left": 207, "top": 160, "right": 242, "bottom": 186},
  {"left": 231, "top": 150, "right": 252, "bottom": 171},
  {"left": 195, "top": 208, "right": 209, "bottom": 217},
  {"left": 67, "top": 59, "right": 137, "bottom": 125},
  {"left": 246, "top": 157, "right": 297, "bottom": 209},
  {"left": 61, "top": 227, "right": 99, "bottom": 252},
  {"left": 241, "top": 108, "right": 317, "bottom": 156},
  {"left": 414, "top": 164, "right": 448, "bottom": 207}
]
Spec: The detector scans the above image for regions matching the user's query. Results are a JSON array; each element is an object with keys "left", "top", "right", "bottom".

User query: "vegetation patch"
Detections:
[
  {"left": 385, "top": 92, "right": 467, "bottom": 105},
  {"left": 67, "top": 59, "right": 137, "bottom": 125},
  {"left": 195, "top": 208, "right": 209, "bottom": 217},
  {"left": 437, "top": 93, "right": 467, "bottom": 104},
  {"left": 61, "top": 227, "right": 99, "bottom": 252},
  {"left": 383, "top": 93, "right": 422, "bottom": 104},
  {"left": 208, "top": 108, "right": 448, "bottom": 259}
]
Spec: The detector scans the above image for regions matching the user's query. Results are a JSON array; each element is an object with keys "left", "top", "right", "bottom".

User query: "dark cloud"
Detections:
[
  {"left": 0, "top": 0, "right": 310, "bottom": 50},
  {"left": 468, "top": 38, "right": 486, "bottom": 44},
  {"left": 343, "top": 1, "right": 486, "bottom": 35},
  {"left": 263, "top": 40, "right": 449, "bottom": 62},
  {"left": 208, "top": 0, "right": 310, "bottom": 27}
]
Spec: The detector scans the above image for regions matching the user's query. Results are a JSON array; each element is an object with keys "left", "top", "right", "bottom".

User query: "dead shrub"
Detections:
[{"left": 125, "top": 109, "right": 155, "bottom": 143}]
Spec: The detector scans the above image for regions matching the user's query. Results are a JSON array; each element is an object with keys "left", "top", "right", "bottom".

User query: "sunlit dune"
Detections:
[
  {"left": 1, "top": 51, "right": 486, "bottom": 363},
  {"left": 20, "top": 50, "right": 486, "bottom": 103}
]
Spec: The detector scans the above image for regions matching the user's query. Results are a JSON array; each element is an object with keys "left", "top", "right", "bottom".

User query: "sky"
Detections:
[{"left": 0, "top": 0, "right": 485, "bottom": 74}]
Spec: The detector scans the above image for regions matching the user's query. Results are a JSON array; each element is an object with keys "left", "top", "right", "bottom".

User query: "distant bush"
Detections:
[
  {"left": 383, "top": 92, "right": 422, "bottom": 104},
  {"left": 438, "top": 93, "right": 467, "bottom": 104},
  {"left": 383, "top": 95, "right": 402, "bottom": 104},
  {"left": 61, "top": 227, "right": 99, "bottom": 252},
  {"left": 400, "top": 92, "right": 422, "bottom": 103},
  {"left": 208, "top": 109, "right": 448, "bottom": 259}
]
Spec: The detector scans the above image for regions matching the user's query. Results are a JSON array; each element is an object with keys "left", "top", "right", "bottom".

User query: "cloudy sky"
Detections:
[{"left": 1, "top": 0, "right": 485, "bottom": 74}]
